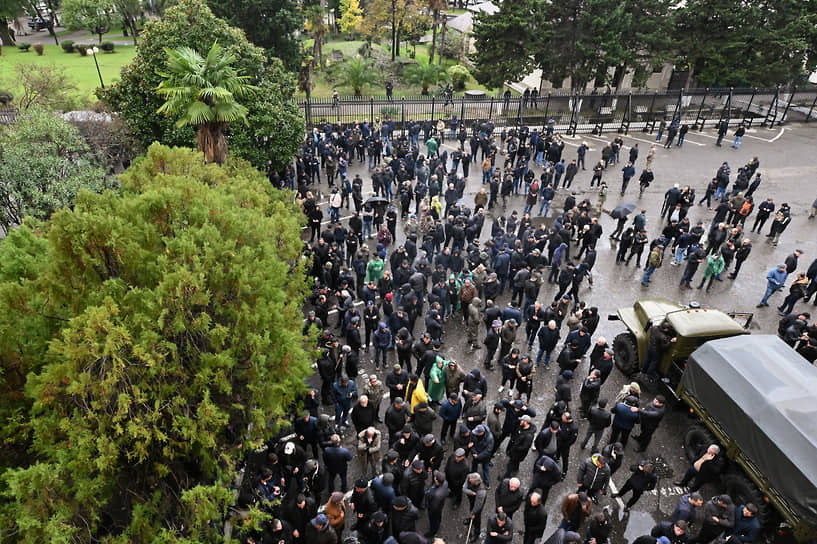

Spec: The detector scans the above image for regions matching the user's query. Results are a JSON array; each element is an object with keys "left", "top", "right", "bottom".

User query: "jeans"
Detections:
[
  {"left": 538, "top": 198, "right": 551, "bottom": 216},
  {"left": 483, "top": 170, "right": 491, "bottom": 184},
  {"left": 329, "top": 207, "right": 340, "bottom": 221},
  {"left": 677, "top": 133, "right": 686, "bottom": 146},
  {"left": 523, "top": 203, "right": 534, "bottom": 214},
  {"left": 641, "top": 346, "right": 660, "bottom": 377},
  {"left": 536, "top": 151, "right": 544, "bottom": 165},
  {"left": 363, "top": 220, "right": 373, "bottom": 238},
  {"left": 714, "top": 187, "right": 726, "bottom": 201},
  {"left": 760, "top": 283, "right": 781, "bottom": 305},
  {"left": 641, "top": 265, "right": 657, "bottom": 285},
  {"left": 581, "top": 427, "right": 605, "bottom": 453},
  {"left": 536, "top": 347, "right": 553, "bottom": 366},
  {"left": 674, "top": 246, "right": 686, "bottom": 264},
  {"left": 733, "top": 135, "right": 742, "bottom": 148},
  {"left": 374, "top": 346, "right": 388, "bottom": 368},
  {"left": 328, "top": 468, "right": 348, "bottom": 492},
  {"left": 472, "top": 458, "right": 490, "bottom": 482},
  {"left": 655, "top": 129, "right": 664, "bottom": 141}
]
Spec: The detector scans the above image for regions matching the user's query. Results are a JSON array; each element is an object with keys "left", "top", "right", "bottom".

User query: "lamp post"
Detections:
[{"left": 90, "top": 46, "right": 104, "bottom": 89}]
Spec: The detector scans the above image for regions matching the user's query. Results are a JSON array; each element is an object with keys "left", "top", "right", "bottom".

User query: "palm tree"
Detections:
[
  {"left": 156, "top": 41, "right": 256, "bottom": 165},
  {"left": 336, "top": 57, "right": 379, "bottom": 96},
  {"left": 403, "top": 62, "right": 448, "bottom": 95},
  {"left": 305, "top": 5, "right": 328, "bottom": 68}
]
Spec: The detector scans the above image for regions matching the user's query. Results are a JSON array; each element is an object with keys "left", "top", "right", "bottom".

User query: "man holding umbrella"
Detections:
[{"left": 609, "top": 202, "right": 636, "bottom": 240}]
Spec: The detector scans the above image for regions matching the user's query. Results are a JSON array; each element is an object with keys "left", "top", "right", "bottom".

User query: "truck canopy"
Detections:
[{"left": 682, "top": 335, "right": 817, "bottom": 527}]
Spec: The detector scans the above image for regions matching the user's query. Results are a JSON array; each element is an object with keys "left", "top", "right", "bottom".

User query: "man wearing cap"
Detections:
[
  {"left": 401, "top": 459, "right": 428, "bottom": 509},
  {"left": 499, "top": 319, "right": 518, "bottom": 361},
  {"left": 325, "top": 491, "right": 347, "bottom": 540},
  {"left": 757, "top": 263, "right": 788, "bottom": 307},
  {"left": 307, "top": 513, "right": 338, "bottom": 544},
  {"left": 470, "top": 425, "right": 495, "bottom": 484},
  {"left": 499, "top": 348, "right": 521, "bottom": 395},
  {"left": 504, "top": 416, "right": 537, "bottom": 479},
  {"left": 394, "top": 425, "right": 420, "bottom": 465},
  {"left": 440, "top": 393, "right": 463, "bottom": 445},
  {"left": 578, "top": 370, "right": 602, "bottom": 419},
  {"left": 386, "top": 364, "right": 409, "bottom": 403},
  {"left": 358, "top": 511, "right": 389, "bottom": 544},
  {"left": 391, "top": 495, "right": 420, "bottom": 535},
  {"left": 294, "top": 412, "right": 320, "bottom": 458},
  {"left": 484, "top": 320, "right": 502, "bottom": 370},
  {"left": 422, "top": 471, "right": 449, "bottom": 538},
  {"left": 463, "top": 473, "right": 488, "bottom": 541},
  {"left": 385, "top": 398, "right": 409, "bottom": 446},
  {"left": 446, "top": 447, "right": 470, "bottom": 508},
  {"left": 576, "top": 453, "right": 611, "bottom": 504},
  {"left": 284, "top": 493, "right": 319, "bottom": 544},
  {"left": 350, "top": 479, "right": 377, "bottom": 530},
  {"left": 418, "top": 433, "right": 445, "bottom": 472}
]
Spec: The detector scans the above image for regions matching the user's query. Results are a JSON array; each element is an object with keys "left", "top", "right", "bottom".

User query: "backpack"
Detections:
[{"left": 739, "top": 201, "right": 752, "bottom": 216}]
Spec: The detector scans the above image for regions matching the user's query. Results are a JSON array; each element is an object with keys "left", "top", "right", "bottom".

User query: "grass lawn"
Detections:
[
  {"left": 297, "top": 39, "right": 498, "bottom": 98},
  {"left": 0, "top": 44, "right": 136, "bottom": 103}
]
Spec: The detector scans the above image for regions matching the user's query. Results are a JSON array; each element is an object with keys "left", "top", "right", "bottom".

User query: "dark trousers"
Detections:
[
  {"left": 428, "top": 510, "right": 442, "bottom": 535},
  {"left": 635, "top": 427, "right": 657, "bottom": 450},
  {"left": 441, "top": 419, "right": 458, "bottom": 442},
  {"left": 617, "top": 480, "right": 645, "bottom": 508},
  {"left": 524, "top": 527, "right": 544, "bottom": 544},
  {"left": 554, "top": 444, "right": 572, "bottom": 474},
  {"left": 581, "top": 427, "right": 605, "bottom": 453},
  {"left": 328, "top": 468, "right": 348, "bottom": 492},
  {"left": 609, "top": 424, "right": 632, "bottom": 447}
]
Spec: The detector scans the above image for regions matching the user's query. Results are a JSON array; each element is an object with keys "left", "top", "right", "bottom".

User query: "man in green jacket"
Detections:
[
  {"left": 698, "top": 252, "right": 725, "bottom": 292},
  {"left": 426, "top": 136, "right": 438, "bottom": 157},
  {"left": 365, "top": 254, "right": 385, "bottom": 283}
]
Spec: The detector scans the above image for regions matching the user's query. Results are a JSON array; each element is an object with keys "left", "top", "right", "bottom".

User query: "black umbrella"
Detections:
[
  {"left": 610, "top": 202, "right": 637, "bottom": 219},
  {"left": 365, "top": 196, "right": 389, "bottom": 207}
]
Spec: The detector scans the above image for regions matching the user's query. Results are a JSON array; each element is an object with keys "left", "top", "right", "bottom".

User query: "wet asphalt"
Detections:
[{"left": 302, "top": 122, "right": 817, "bottom": 543}]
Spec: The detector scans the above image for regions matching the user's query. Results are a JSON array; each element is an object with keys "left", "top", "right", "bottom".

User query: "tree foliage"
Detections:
[
  {"left": 8, "top": 64, "right": 79, "bottom": 111},
  {"left": 207, "top": 0, "right": 303, "bottom": 71},
  {"left": 0, "top": 144, "right": 312, "bottom": 543},
  {"left": 359, "top": 0, "right": 429, "bottom": 60},
  {"left": 0, "top": 108, "right": 113, "bottom": 234},
  {"left": 61, "top": 0, "right": 116, "bottom": 43},
  {"left": 672, "top": 0, "right": 817, "bottom": 87},
  {"left": 335, "top": 57, "right": 380, "bottom": 96},
  {"left": 156, "top": 41, "right": 257, "bottom": 165},
  {"left": 469, "top": 0, "right": 537, "bottom": 90},
  {"left": 403, "top": 61, "right": 449, "bottom": 94},
  {"left": 338, "top": 0, "right": 363, "bottom": 36},
  {"left": 100, "top": 0, "right": 302, "bottom": 174}
]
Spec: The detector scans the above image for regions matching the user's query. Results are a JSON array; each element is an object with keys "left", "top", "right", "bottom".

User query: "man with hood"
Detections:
[
  {"left": 576, "top": 453, "right": 611, "bottom": 504},
  {"left": 401, "top": 459, "right": 428, "bottom": 508},
  {"left": 484, "top": 319, "right": 502, "bottom": 369},
  {"left": 424, "top": 471, "right": 449, "bottom": 537},
  {"left": 410, "top": 400, "right": 437, "bottom": 435},
  {"left": 470, "top": 424, "right": 495, "bottom": 483},
  {"left": 307, "top": 514, "right": 337, "bottom": 544},
  {"left": 463, "top": 368, "right": 488, "bottom": 398},
  {"left": 444, "top": 360, "right": 466, "bottom": 396},
  {"left": 463, "top": 473, "right": 488, "bottom": 541},
  {"left": 466, "top": 297, "right": 482, "bottom": 349}
]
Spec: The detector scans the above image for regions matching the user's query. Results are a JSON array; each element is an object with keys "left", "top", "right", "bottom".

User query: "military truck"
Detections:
[
  {"left": 609, "top": 300, "right": 817, "bottom": 541},
  {"left": 609, "top": 298, "right": 752, "bottom": 388},
  {"left": 678, "top": 335, "right": 817, "bottom": 542}
]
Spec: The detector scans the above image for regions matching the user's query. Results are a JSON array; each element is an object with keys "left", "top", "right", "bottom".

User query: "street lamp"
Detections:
[{"left": 90, "top": 46, "right": 104, "bottom": 89}]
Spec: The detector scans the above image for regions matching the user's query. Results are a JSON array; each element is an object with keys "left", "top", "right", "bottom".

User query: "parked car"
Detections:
[{"left": 28, "top": 17, "right": 51, "bottom": 31}]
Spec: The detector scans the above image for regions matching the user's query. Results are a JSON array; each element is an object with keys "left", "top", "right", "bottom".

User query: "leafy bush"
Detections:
[
  {"left": 439, "top": 32, "right": 466, "bottom": 62},
  {"left": 61, "top": 40, "right": 75, "bottom": 53},
  {"left": 0, "top": 90, "right": 13, "bottom": 105},
  {"left": 17, "top": 43, "right": 31, "bottom": 52},
  {"left": 380, "top": 106, "right": 398, "bottom": 117},
  {"left": 448, "top": 64, "right": 470, "bottom": 91},
  {"left": 33, "top": 43, "right": 44, "bottom": 56},
  {"left": 100, "top": 41, "right": 115, "bottom": 52},
  {"left": 75, "top": 43, "right": 89, "bottom": 56}
]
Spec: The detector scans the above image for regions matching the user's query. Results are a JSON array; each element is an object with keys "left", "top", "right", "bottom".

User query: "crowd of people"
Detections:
[{"left": 244, "top": 117, "right": 816, "bottom": 544}]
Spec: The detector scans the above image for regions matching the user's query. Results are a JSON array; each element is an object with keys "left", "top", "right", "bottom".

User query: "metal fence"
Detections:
[{"left": 298, "top": 86, "right": 817, "bottom": 136}]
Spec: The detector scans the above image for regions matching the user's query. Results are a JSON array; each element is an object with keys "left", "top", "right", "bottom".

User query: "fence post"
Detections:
[
  {"left": 489, "top": 97, "right": 494, "bottom": 123},
  {"left": 460, "top": 95, "right": 465, "bottom": 124},
  {"left": 779, "top": 86, "right": 796, "bottom": 126},
  {"left": 741, "top": 87, "right": 758, "bottom": 127},
  {"left": 694, "top": 88, "right": 708, "bottom": 131},
  {"left": 515, "top": 98, "right": 522, "bottom": 126},
  {"left": 431, "top": 96, "right": 435, "bottom": 121},
  {"left": 401, "top": 97, "right": 406, "bottom": 131},
  {"left": 646, "top": 93, "right": 657, "bottom": 133},
  {"left": 543, "top": 93, "right": 551, "bottom": 123},
  {"left": 370, "top": 97, "right": 374, "bottom": 123},
  {"left": 568, "top": 93, "right": 579, "bottom": 137},
  {"left": 807, "top": 93, "right": 817, "bottom": 123},
  {"left": 673, "top": 89, "right": 683, "bottom": 120}
]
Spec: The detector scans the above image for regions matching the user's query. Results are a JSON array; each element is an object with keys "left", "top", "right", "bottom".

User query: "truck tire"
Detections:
[
  {"left": 683, "top": 425, "right": 717, "bottom": 463},
  {"left": 613, "top": 333, "right": 639, "bottom": 375},
  {"left": 723, "top": 471, "right": 774, "bottom": 527}
]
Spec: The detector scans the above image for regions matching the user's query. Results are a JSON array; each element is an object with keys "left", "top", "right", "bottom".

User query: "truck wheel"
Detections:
[
  {"left": 683, "top": 425, "right": 716, "bottom": 463},
  {"left": 723, "top": 471, "right": 774, "bottom": 527},
  {"left": 613, "top": 333, "right": 639, "bottom": 375}
]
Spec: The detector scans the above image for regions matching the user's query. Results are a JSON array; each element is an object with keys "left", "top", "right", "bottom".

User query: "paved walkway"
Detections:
[{"left": 11, "top": 17, "right": 135, "bottom": 46}]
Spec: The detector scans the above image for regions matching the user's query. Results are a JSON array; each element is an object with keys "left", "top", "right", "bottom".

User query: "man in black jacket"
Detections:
[
  {"left": 504, "top": 415, "right": 537, "bottom": 478},
  {"left": 580, "top": 399, "right": 611, "bottom": 453},
  {"left": 495, "top": 477, "right": 524, "bottom": 520},
  {"left": 634, "top": 396, "right": 666, "bottom": 452},
  {"left": 424, "top": 471, "right": 449, "bottom": 537},
  {"left": 523, "top": 492, "right": 548, "bottom": 544}
]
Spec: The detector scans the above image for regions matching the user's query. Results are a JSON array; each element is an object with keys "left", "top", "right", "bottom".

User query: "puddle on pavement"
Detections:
[{"left": 619, "top": 510, "right": 656, "bottom": 543}]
